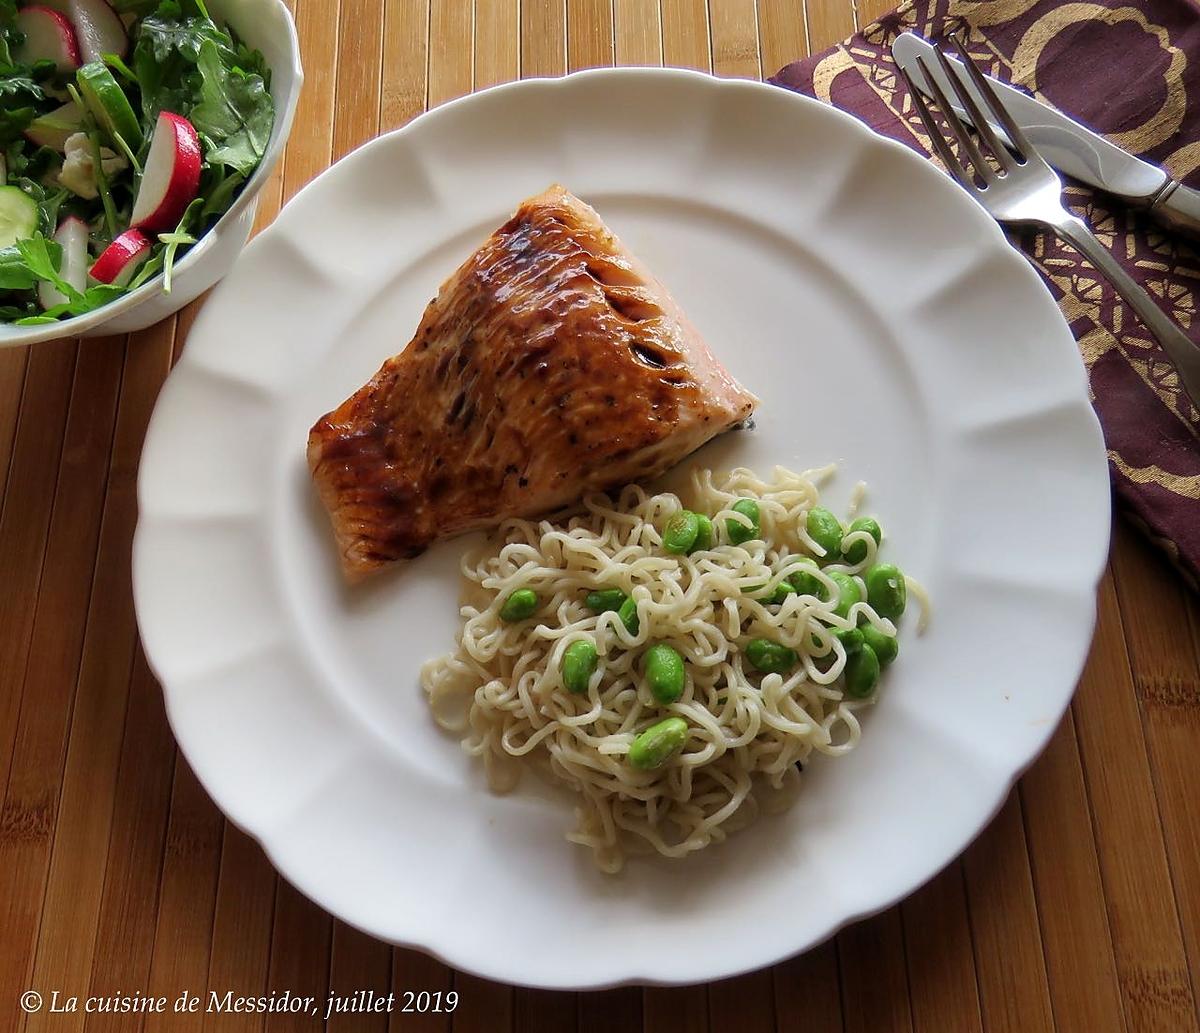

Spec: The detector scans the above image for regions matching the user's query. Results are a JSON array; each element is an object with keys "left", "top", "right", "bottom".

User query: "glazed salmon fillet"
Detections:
[{"left": 308, "top": 185, "right": 758, "bottom": 581}]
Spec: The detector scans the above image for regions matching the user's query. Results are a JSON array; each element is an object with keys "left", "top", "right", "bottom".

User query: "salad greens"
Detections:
[{"left": 0, "top": 0, "right": 273, "bottom": 325}]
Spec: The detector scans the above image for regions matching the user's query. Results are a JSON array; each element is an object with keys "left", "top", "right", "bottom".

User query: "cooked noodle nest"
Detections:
[{"left": 422, "top": 464, "right": 927, "bottom": 873}]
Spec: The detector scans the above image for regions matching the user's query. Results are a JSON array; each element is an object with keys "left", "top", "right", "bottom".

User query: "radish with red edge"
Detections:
[
  {"left": 14, "top": 7, "right": 81, "bottom": 72},
  {"left": 90, "top": 228, "right": 151, "bottom": 286},
  {"left": 39, "top": 216, "right": 90, "bottom": 310},
  {"left": 40, "top": 0, "right": 127, "bottom": 63},
  {"left": 131, "top": 112, "right": 202, "bottom": 233},
  {"left": 23, "top": 100, "right": 85, "bottom": 152}
]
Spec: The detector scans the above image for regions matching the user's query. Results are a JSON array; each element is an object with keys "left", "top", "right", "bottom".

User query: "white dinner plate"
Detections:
[{"left": 134, "top": 68, "right": 1110, "bottom": 989}]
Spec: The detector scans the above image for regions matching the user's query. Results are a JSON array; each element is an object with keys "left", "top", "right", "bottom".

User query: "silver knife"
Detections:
[{"left": 891, "top": 31, "right": 1200, "bottom": 238}]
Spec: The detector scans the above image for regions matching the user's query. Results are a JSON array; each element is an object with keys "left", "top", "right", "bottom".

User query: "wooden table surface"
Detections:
[{"left": 3, "top": 1, "right": 1200, "bottom": 1031}]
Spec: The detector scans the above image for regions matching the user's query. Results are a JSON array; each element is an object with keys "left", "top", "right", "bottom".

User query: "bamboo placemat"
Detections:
[{"left": 2, "top": 2, "right": 1199, "bottom": 1032}]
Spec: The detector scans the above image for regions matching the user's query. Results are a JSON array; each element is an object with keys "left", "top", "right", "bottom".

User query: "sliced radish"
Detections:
[
  {"left": 40, "top": 0, "right": 127, "bottom": 62},
  {"left": 23, "top": 100, "right": 84, "bottom": 151},
  {"left": 14, "top": 7, "right": 81, "bottom": 72},
  {"left": 89, "top": 228, "right": 151, "bottom": 286},
  {"left": 130, "top": 112, "right": 202, "bottom": 232},
  {"left": 39, "top": 216, "right": 90, "bottom": 309}
]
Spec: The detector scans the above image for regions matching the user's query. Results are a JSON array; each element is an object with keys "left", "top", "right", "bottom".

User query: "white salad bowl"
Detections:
[{"left": 0, "top": 0, "right": 302, "bottom": 349}]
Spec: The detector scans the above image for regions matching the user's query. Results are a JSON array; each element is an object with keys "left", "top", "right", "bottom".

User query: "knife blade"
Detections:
[{"left": 891, "top": 32, "right": 1200, "bottom": 238}]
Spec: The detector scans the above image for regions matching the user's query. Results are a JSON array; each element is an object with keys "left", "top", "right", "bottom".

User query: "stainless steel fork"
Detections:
[{"left": 898, "top": 36, "right": 1200, "bottom": 409}]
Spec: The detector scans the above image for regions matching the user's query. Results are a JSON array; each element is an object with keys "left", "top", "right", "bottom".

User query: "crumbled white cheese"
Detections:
[{"left": 56, "top": 133, "right": 128, "bottom": 200}]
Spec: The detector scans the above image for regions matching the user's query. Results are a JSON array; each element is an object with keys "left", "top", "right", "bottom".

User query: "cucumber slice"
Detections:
[
  {"left": 77, "top": 62, "right": 142, "bottom": 151},
  {"left": 0, "top": 186, "right": 39, "bottom": 250}
]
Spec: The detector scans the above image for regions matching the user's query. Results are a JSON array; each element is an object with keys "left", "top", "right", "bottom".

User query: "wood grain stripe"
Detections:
[
  {"left": 1021, "top": 717, "right": 1127, "bottom": 1033},
  {"left": 838, "top": 911, "right": 914, "bottom": 1033},
  {"left": 902, "top": 869, "right": 984, "bottom": 1033},
  {"left": 1074, "top": 571, "right": 1200, "bottom": 1033},
  {"left": 22, "top": 324, "right": 173, "bottom": 1033},
  {"left": 567, "top": 0, "right": 615, "bottom": 70},
  {"left": 757, "top": 0, "right": 808, "bottom": 72},
  {"left": 772, "top": 941, "right": 844, "bottom": 1033},
  {"left": 0, "top": 333, "right": 124, "bottom": 1030},
  {"left": 962, "top": 795, "right": 1056, "bottom": 1033},
  {"left": 0, "top": 347, "right": 30, "bottom": 503}
]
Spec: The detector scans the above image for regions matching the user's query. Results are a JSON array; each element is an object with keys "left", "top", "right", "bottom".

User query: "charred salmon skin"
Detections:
[{"left": 308, "top": 185, "right": 758, "bottom": 581}]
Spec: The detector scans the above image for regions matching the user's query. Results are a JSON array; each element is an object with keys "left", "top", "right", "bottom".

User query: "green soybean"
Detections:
[
  {"left": 834, "top": 626, "right": 864, "bottom": 656},
  {"left": 865, "top": 563, "right": 907, "bottom": 620},
  {"left": 628, "top": 716, "right": 689, "bottom": 771},
  {"left": 689, "top": 514, "right": 714, "bottom": 553},
  {"left": 826, "top": 571, "right": 862, "bottom": 621},
  {"left": 770, "top": 582, "right": 797, "bottom": 605},
  {"left": 663, "top": 510, "right": 701, "bottom": 555},
  {"left": 787, "top": 557, "right": 828, "bottom": 600},
  {"left": 585, "top": 588, "right": 627, "bottom": 614},
  {"left": 726, "top": 498, "right": 761, "bottom": 545},
  {"left": 745, "top": 638, "right": 798, "bottom": 674},
  {"left": 644, "top": 643, "right": 686, "bottom": 704},
  {"left": 743, "top": 582, "right": 795, "bottom": 604},
  {"left": 618, "top": 595, "right": 640, "bottom": 636},
  {"left": 499, "top": 588, "right": 539, "bottom": 622},
  {"left": 814, "top": 626, "right": 863, "bottom": 658},
  {"left": 561, "top": 639, "right": 598, "bottom": 694},
  {"left": 861, "top": 624, "right": 899, "bottom": 666},
  {"left": 844, "top": 644, "right": 881, "bottom": 698},
  {"left": 841, "top": 517, "right": 882, "bottom": 565},
  {"left": 806, "top": 507, "right": 843, "bottom": 558}
]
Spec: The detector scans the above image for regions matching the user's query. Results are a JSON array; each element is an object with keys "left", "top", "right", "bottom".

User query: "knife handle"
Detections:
[{"left": 1148, "top": 181, "right": 1200, "bottom": 240}]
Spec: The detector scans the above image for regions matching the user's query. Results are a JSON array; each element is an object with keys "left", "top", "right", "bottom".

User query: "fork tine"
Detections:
[
  {"left": 948, "top": 33, "right": 1034, "bottom": 161},
  {"left": 915, "top": 54, "right": 993, "bottom": 183},
  {"left": 898, "top": 64, "right": 973, "bottom": 189},
  {"left": 930, "top": 41, "right": 1014, "bottom": 173}
]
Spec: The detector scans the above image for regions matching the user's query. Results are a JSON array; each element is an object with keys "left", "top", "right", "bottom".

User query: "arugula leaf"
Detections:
[
  {"left": 189, "top": 38, "right": 272, "bottom": 176},
  {"left": 199, "top": 165, "right": 243, "bottom": 222},
  {"left": 0, "top": 74, "right": 44, "bottom": 144},
  {"left": 34, "top": 283, "right": 126, "bottom": 319},
  {"left": 0, "top": 245, "right": 38, "bottom": 291},
  {"left": 157, "top": 194, "right": 202, "bottom": 291},
  {"left": 14, "top": 234, "right": 76, "bottom": 300}
]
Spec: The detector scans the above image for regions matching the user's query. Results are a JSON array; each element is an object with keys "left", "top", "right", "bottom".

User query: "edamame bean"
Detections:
[
  {"left": 826, "top": 571, "right": 862, "bottom": 620},
  {"left": 663, "top": 510, "right": 701, "bottom": 555},
  {"left": 618, "top": 595, "right": 640, "bottom": 636},
  {"left": 844, "top": 644, "right": 881, "bottom": 698},
  {"left": 689, "top": 514, "right": 714, "bottom": 553},
  {"left": 745, "top": 638, "right": 798, "bottom": 674},
  {"left": 628, "top": 716, "right": 689, "bottom": 771},
  {"left": 834, "top": 626, "right": 864, "bottom": 656},
  {"left": 787, "top": 557, "right": 828, "bottom": 600},
  {"left": 726, "top": 499, "right": 761, "bottom": 545},
  {"left": 770, "top": 582, "right": 796, "bottom": 605},
  {"left": 585, "top": 588, "right": 627, "bottom": 613},
  {"left": 644, "top": 643, "right": 686, "bottom": 704},
  {"left": 806, "top": 506, "right": 843, "bottom": 558},
  {"left": 865, "top": 563, "right": 906, "bottom": 620},
  {"left": 861, "top": 624, "right": 899, "bottom": 666},
  {"left": 499, "top": 588, "right": 539, "bottom": 622},
  {"left": 742, "top": 582, "right": 793, "bottom": 604},
  {"left": 561, "top": 639, "right": 598, "bottom": 694},
  {"left": 841, "top": 517, "right": 882, "bottom": 565},
  {"left": 814, "top": 626, "right": 863, "bottom": 658}
]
